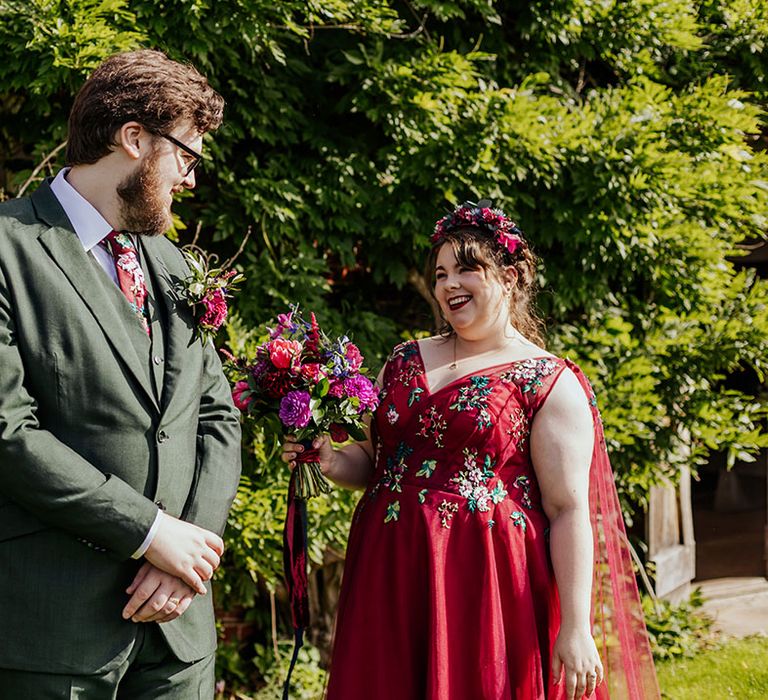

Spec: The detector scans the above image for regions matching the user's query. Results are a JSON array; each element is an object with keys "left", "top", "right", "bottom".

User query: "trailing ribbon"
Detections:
[{"left": 282, "top": 443, "right": 320, "bottom": 699}]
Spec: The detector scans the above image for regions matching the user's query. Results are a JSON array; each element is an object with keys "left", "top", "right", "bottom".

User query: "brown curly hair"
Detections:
[
  {"left": 66, "top": 49, "right": 225, "bottom": 165},
  {"left": 427, "top": 227, "right": 546, "bottom": 347}
]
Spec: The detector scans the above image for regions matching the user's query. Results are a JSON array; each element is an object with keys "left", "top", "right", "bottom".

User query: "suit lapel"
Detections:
[
  {"left": 32, "top": 183, "right": 160, "bottom": 412},
  {"left": 137, "top": 241, "right": 167, "bottom": 403},
  {"left": 140, "top": 236, "right": 191, "bottom": 411}
]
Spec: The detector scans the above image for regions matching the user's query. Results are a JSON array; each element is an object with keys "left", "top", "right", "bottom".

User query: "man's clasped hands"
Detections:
[{"left": 121, "top": 513, "right": 224, "bottom": 624}]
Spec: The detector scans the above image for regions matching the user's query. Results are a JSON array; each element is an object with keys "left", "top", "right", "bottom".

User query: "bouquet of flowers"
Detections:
[
  {"left": 232, "top": 308, "right": 380, "bottom": 498},
  {"left": 177, "top": 246, "right": 244, "bottom": 345}
]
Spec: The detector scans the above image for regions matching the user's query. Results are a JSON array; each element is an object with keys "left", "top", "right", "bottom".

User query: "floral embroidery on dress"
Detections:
[
  {"left": 380, "top": 441, "right": 412, "bottom": 493},
  {"left": 408, "top": 387, "right": 424, "bottom": 406},
  {"left": 506, "top": 407, "right": 531, "bottom": 448},
  {"left": 437, "top": 500, "right": 459, "bottom": 528},
  {"left": 417, "top": 405, "right": 447, "bottom": 447},
  {"left": 450, "top": 448, "right": 508, "bottom": 513},
  {"left": 449, "top": 375, "right": 494, "bottom": 429},
  {"left": 513, "top": 475, "right": 533, "bottom": 509},
  {"left": 499, "top": 358, "right": 559, "bottom": 395},
  {"left": 388, "top": 341, "right": 422, "bottom": 386},
  {"left": 385, "top": 500, "right": 400, "bottom": 523},
  {"left": 416, "top": 459, "right": 437, "bottom": 478},
  {"left": 389, "top": 340, "right": 418, "bottom": 362},
  {"left": 510, "top": 511, "right": 527, "bottom": 532},
  {"left": 418, "top": 489, "right": 428, "bottom": 504},
  {"left": 395, "top": 361, "right": 422, "bottom": 387},
  {"left": 386, "top": 403, "right": 400, "bottom": 425}
]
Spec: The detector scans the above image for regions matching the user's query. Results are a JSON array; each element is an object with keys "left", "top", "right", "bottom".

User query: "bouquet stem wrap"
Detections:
[{"left": 293, "top": 438, "right": 333, "bottom": 499}]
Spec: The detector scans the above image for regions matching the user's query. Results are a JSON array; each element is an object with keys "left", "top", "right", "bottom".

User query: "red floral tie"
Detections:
[{"left": 103, "top": 231, "right": 151, "bottom": 336}]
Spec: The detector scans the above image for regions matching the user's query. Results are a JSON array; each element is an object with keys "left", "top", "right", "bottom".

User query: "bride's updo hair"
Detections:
[{"left": 427, "top": 202, "right": 546, "bottom": 347}]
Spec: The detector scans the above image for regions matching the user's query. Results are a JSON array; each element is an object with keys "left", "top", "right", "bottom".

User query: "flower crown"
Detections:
[{"left": 431, "top": 199, "right": 524, "bottom": 256}]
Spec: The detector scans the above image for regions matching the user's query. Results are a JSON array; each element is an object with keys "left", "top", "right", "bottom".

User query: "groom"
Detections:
[{"left": 0, "top": 50, "right": 241, "bottom": 697}]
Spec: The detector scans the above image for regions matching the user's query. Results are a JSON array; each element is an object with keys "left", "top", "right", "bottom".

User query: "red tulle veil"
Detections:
[{"left": 566, "top": 360, "right": 660, "bottom": 699}]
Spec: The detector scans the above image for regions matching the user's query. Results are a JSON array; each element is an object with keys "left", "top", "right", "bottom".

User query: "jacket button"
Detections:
[
  {"left": 153, "top": 355, "right": 163, "bottom": 365},
  {"left": 157, "top": 430, "right": 169, "bottom": 444}
]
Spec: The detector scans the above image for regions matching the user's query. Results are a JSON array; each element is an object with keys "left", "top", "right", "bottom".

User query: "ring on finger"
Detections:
[{"left": 168, "top": 597, "right": 181, "bottom": 606}]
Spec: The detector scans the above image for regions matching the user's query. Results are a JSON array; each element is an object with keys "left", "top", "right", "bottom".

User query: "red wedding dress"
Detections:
[{"left": 325, "top": 340, "right": 660, "bottom": 699}]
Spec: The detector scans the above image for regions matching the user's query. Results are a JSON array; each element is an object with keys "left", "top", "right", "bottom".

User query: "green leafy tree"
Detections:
[{"left": 1, "top": 0, "right": 767, "bottom": 692}]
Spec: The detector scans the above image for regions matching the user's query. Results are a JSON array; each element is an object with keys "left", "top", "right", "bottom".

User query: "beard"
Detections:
[{"left": 116, "top": 151, "right": 173, "bottom": 236}]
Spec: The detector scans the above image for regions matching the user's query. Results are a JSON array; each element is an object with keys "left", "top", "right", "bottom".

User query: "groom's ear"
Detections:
[{"left": 115, "top": 121, "right": 147, "bottom": 161}]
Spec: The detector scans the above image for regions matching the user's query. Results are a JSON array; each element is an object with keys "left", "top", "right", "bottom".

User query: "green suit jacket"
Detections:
[{"left": 0, "top": 181, "right": 242, "bottom": 673}]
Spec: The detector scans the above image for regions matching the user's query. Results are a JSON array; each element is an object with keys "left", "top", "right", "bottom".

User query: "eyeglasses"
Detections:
[{"left": 158, "top": 133, "right": 202, "bottom": 177}]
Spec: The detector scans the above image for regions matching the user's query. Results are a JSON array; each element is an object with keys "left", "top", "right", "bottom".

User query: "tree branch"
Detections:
[
  {"left": 17, "top": 140, "right": 67, "bottom": 197},
  {"left": 223, "top": 224, "right": 253, "bottom": 269}
]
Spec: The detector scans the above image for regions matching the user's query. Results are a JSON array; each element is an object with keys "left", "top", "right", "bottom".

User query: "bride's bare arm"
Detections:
[{"left": 530, "top": 367, "right": 603, "bottom": 700}]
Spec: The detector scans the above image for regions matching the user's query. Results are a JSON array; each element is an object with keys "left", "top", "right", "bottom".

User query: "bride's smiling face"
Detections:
[{"left": 434, "top": 242, "right": 512, "bottom": 340}]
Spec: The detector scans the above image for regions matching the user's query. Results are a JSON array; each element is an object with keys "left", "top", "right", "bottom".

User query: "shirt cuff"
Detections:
[{"left": 131, "top": 508, "right": 162, "bottom": 559}]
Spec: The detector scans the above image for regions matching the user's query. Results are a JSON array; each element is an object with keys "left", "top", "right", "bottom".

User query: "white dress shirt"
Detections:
[{"left": 49, "top": 168, "right": 161, "bottom": 558}]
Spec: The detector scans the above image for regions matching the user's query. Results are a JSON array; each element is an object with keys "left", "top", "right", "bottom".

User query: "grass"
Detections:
[{"left": 657, "top": 635, "right": 768, "bottom": 699}]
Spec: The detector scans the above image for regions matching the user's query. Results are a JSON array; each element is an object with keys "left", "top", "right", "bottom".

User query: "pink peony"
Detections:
[
  {"left": 345, "top": 343, "right": 364, "bottom": 371},
  {"left": 199, "top": 288, "right": 228, "bottom": 329},
  {"left": 269, "top": 338, "right": 303, "bottom": 369},
  {"left": 343, "top": 375, "right": 380, "bottom": 411},
  {"left": 232, "top": 380, "right": 252, "bottom": 412}
]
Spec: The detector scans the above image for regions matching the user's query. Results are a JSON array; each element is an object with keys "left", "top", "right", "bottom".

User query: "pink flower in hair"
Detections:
[
  {"left": 481, "top": 207, "right": 498, "bottom": 223},
  {"left": 455, "top": 207, "right": 474, "bottom": 223},
  {"left": 497, "top": 229, "right": 521, "bottom": 255}
]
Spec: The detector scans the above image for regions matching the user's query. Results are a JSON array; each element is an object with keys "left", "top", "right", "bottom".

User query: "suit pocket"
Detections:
[
  {"left": 0, "top": 500, "right": 48, "bottom": 542},
  {"left": 180, "top": 436, "right": 203, "bottom": 521}
]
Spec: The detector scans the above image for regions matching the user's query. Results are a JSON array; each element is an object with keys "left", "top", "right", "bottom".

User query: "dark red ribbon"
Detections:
[{"left": 282, "top": 441, "right": 319, "bottom": 699}]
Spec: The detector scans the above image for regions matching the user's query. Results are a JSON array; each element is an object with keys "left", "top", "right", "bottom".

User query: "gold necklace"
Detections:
[{"left": 449, "top": 334, "right": 458, "bottom": 370}]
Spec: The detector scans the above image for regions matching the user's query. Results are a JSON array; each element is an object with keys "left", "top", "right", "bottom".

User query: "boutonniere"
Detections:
[{"left": 177, "top": 246, "right": 245, "bottom": 345}]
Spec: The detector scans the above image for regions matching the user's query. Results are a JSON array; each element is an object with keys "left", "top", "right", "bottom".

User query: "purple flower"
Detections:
[
  {"left": 250, "top": 358, "right": 270, "bottom": 380},
  {"left": 343, "top": 375, "right": 380, "bottom": 412},
  {"left": 279, "top": 390, "right": 312, "bottom": 428},
  {"left": 269, "top": 311, "right": 296, "bottom": 339}
]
